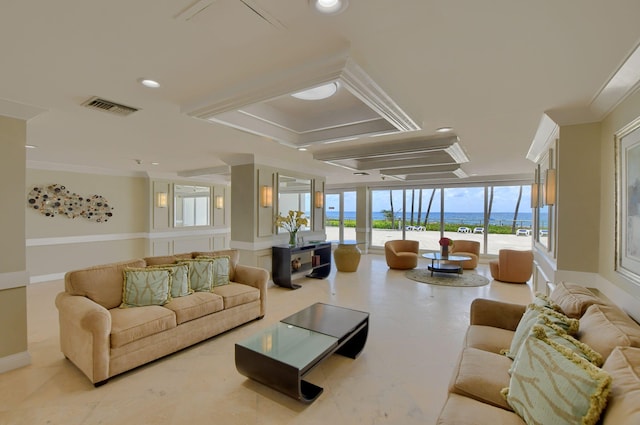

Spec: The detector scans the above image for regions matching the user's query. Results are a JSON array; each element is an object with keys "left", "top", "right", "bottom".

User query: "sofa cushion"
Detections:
[
  {"left": 465, "top": 325, "right": 515, "bottom": 354},
  {"left": 144, "top": 255, "right": 179, "bottom": 266},
  {"left": 163, "top": 292, "right": 224, "bottom": 325},
  {"left": 120, "top": 268, "right": 172, "bottom": 308},
  {"left": 504, "top": 329, "right": 611, "bottom": 425},
  {"left": 449, "top": 347, "right": 513, "bottom": 411},
  {"left": 601, "top": 346, "right": 640, "bottom": 425},
  {"left": 110, "top": 305, "right": 177, "bottom": 348},
  {"left": 213, "top": 283, "right": 260, "bottom": 309},
  {"left": 504, "top": 304, "right": 579, "bottom": 359},
  {"left": 65, "top": 259, "right": 146, "bottom": 309},
  {"left": 436, "top": 394, "right": 525, "bottom": 425},
  {"left": 578, "top": 303, "right": 640, "bottom": 360},
  {"left": 549, "top": 281, "right": 606, "bottom": 319}
]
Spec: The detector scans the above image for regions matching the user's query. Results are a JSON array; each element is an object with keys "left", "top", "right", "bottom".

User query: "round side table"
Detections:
[{"left": 334, "top": 241, "right": 362, "bottom": 272}]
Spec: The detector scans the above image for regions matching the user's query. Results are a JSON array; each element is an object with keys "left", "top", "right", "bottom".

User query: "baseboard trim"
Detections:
[{"left": 0, "top": 351, "right": 31, "bottom": 374}]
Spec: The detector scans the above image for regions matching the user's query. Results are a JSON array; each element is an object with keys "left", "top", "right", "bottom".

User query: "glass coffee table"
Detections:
[
  {"left": 422, "top": 253, "right": 472, "bottom": 276},
  {"left": 235, "top": 303, "right": 369, "bottom": 403}
]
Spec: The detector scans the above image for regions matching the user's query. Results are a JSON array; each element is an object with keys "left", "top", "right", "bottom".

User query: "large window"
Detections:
[{"left": 369, "top": 184, "right": 532, "bottom": 254}]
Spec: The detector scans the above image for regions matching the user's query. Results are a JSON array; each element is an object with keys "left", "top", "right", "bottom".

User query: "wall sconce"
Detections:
[
  {"left": 156, "top": 192, "right": 168, "bottom": 208},
  {"left": 215, "top": 195, "right": 224, "bottom": 209},
  {"left": 260, "top": 185, "right": 273, "bottom": 208},
  {"left": 544, "top": 169, "right": 556, "bottom": 206},
  {"left": 530, "top": 182, "right": 539, "bottom": 209},
  {"left": 314, "top": 191, "right": 324, "bottom": 209}
]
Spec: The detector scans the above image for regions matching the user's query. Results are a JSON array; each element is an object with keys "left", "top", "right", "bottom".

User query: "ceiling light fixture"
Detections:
[
  {"left": 298, "top": 147, "right": 308, "bottom": 151},
  {"left": 25, "top": 144, "right": 37, "bottom": 149},
  {"left": 139, "top": 79, "right": 160, "bottom": 88},
  {"left": 436, "top": 127, "right": 453, "bottom": 133},
  {"left": 291, "top": 82, "right": 338, "bottom": 100},
  {"left": 310, "top": 0, "right": 348, "bottom": 15},
  {"left": 353, "top": 172, "right": 369, "bottom": 176}
]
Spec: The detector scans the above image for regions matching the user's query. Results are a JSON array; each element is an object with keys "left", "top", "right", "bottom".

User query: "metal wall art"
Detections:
[{"left": 27, "top": 184, "right": 114, "bottom": 222}]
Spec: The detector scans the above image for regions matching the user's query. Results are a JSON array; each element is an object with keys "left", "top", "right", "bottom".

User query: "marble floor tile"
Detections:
[{"left": 1, "top": 254, "right": 532, "bottom": 425}]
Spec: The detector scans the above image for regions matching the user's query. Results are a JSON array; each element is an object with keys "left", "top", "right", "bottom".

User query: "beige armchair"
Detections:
[
  {"left": 384, "top": 240, "right": 419, "bottom": 269},
  {"left": 450, "top": 240, "right": 480, "bottom": 269},
  {"left": 489, "top": 249, "right": 533, "bottom": 283}
]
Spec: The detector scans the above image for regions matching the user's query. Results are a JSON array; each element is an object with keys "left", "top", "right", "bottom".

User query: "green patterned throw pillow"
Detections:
[
  {"left": 179, "top": 259, "right": 214, "bottom": 292},
  {"left": 148, "top": 263, "right": 192, "bottom": 298},
  {"left": 503, "top": 327, "right": 611, "bottom": 425},
  {"left": 121, "top": 268, "right": 172, "bottom": 308},
  {"left": 503, "top": 303, "right": 579, "bottom": 360},
  {"left": 212, "top": 256, "right": 230, "bottom": 287}
]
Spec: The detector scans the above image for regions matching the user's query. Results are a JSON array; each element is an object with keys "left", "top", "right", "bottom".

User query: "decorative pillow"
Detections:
[
  {"left": 120, "top": 268, "right": 172, "bottom": 308},
  {"left": 211, "top": 256, "right": 230, "bottom": 287},
  {"left": 503, "top": 330, "right": 611, "bottom": 425},
  {"left": 549, "top": 281, "right": 606, "bottom": 318},
  {"left": 532, "top": 322, "right": 603, "bottom": 366},
  {"left": 503, "top": 303, "right": 579, "bottom": 360},
  {"left": 532, "top": 292, "right": 563, "bottom": 312},
  {"left": 148, "top": 263, "right": 192, "bottom": 298},
  {"left": 178, "top": 259, "right": 214, "bottom": 292},
  {"left": 578, "top": 303, "right": 640, "bottom": 360},
  {"left": 601, "top": 347, "right": 640, "bottom": 425}
]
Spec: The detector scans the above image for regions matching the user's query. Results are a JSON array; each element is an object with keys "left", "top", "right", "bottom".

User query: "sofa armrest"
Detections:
[
  {"left": 233, "top": 264, "right": 269, "bottom": 317},
  {"left": 55, "top": 292, "right": 111, "bottom": 384},
  {"left": 469, "top": 298, "right": 526, "bottom": 331}
]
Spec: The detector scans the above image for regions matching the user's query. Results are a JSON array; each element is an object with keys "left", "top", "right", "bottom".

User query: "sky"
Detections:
[{"left": 326, "top": 186, "right": 532, "bottom": 213}]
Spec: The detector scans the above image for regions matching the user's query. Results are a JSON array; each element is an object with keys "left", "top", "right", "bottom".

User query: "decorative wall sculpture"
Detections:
[{"left": 27, "top": 184, "right": 114, "bottom": 222}]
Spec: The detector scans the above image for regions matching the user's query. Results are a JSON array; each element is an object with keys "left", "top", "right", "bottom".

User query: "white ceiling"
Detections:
[{"left": 3, "top": 1, "right": 640, "bottom": 186}]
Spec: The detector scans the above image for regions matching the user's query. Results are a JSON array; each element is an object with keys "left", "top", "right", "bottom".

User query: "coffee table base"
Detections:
[
  {"left": 427, "top": 264, "right": 462, "bottom": 276},
  {"left": 235, "top": 303, "right": 369, "bottom": 403}
]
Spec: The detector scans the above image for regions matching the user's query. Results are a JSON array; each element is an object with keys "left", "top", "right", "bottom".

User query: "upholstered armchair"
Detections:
[
  {"left": 489, "top": 249, "right": 534, "bottom": 283},
  {"left": 450, "top": 240, "right": 480, "bottom": 269},
  {"left": 384, "top": 240, "right": 419, "bottom": 269}
]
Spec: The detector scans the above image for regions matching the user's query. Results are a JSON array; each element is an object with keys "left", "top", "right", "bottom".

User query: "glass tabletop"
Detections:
[
  {"left": 422, "top": 253, "right": 471, "bottom": 261},
  {"left": 236, "top": 322, "right": 338, "bottom": 369}
]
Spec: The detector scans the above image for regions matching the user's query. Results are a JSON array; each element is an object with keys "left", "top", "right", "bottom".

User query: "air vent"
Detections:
[{"left": 81, "top": 97, "right": 139, "bottom": 116}]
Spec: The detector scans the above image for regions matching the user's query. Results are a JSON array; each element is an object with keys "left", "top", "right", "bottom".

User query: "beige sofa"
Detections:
[
  {"left": 437, "top": 282, "right": 640, "bottom": 424},
  {"left": 55, "top": 249, "right": 268, "bottom": 386}
]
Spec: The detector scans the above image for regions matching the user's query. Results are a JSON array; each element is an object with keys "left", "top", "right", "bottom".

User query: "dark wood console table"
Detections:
[{"left": 272, "top": 242, "right": 331, "bottom": 289}]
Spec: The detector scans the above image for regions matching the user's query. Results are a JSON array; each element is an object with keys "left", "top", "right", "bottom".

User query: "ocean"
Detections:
[{"left": 325, "top": 211, "right": 543, "bottom": 227}]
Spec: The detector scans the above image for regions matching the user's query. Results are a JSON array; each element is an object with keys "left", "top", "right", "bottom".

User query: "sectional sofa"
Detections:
[
  {"left": 437, "top": 282, "right": 640, "bottom": 424},
  {"left": 55, "top": 249, "right": 268, "bottom": 386}
]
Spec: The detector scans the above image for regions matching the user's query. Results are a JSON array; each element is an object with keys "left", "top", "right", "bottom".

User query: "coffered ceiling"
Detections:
[{"left": 2, "top": 1, "right": 640, "bottom": 186}]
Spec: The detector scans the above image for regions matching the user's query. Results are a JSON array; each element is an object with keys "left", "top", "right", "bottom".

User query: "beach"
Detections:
[{"left": 325, "top": 226, "right": 538, "bottom": 255}]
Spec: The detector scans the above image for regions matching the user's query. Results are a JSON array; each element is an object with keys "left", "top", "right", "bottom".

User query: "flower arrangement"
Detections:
[
  {"left": 439, "top": 237, "right": 453, "bottom": 247},
  {"left": 276, "top": 210, "right": 309, "bottom": 245}
]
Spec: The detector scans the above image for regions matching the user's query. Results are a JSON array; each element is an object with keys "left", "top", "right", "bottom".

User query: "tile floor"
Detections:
[{"left": 0, "top": 254, "right": 533, "bottom": 425}]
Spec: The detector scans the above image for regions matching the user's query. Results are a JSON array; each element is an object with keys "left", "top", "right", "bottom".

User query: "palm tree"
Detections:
[
  {"left": 389, "top": 190, "right": 395, "bottom": 229},
  {"left": 487, "top": 187, "right": 494, "bottom": 225},
  {"left": 511, "top": 185, "right": 523, "bottom": 234},
  {"left": 423, "top": 189, "right": 436, "bottom": 227},
  {"left": 417, "top": 189, "right": 423, "bottom": 227}
]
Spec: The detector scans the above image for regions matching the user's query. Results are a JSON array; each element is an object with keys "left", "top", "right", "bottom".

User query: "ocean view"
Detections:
[{"left": 326, "top": 211, "right": 544, "bottom": 228}]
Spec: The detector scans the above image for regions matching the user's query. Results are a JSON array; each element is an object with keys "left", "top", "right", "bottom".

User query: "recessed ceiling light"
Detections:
[
  {"left": 310, "top": 0, "right": 349, "bottom": 15},
  {"left": 353, "top": 172, "right": 369, "bottom": 176},
  {"left": 151, "top": 162, "right": 159, "bottom": 166},
  {"left": 298, "top": 147, "right": 308, "bottom": 151},
  {"left": 436, "top": 127, "right": 453, "bottom": 133},
  {"left": 291, "top": 82, "right": 338, "bottom": 100},
  {"left": 140, "top": 79, "right": 160, "bottom": 88},
  {"left": 25, "top": 144, "right": 37, "bottom": 149}
]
